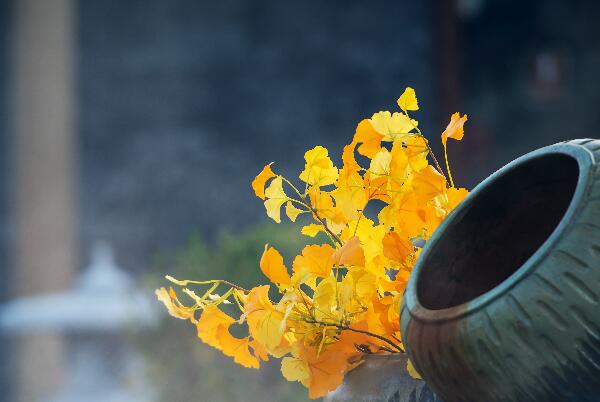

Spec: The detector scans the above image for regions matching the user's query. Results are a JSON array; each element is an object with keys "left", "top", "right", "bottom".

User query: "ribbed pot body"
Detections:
[{"left": 401, "top": 139, "right": 600, "bottom": 402}]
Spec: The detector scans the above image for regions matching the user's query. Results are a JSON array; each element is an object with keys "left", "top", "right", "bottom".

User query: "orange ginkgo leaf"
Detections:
[
  {"left": 216, "top": 325, "right": 261, "bottom": 369},
  {"left": 382, "top": 231, "right": 413, "bottom": 264},
  {"left": 260, "top": 245, "right": 291, "bottom": 286},
  {"left": 196, "top": 304, "right": 236, "bottom": 349},
  {"left": 308, "top": 187, "right": 336, "bottom": 220},
  {"left": 332, "top": 236, "right": 365, "bottom": 267},
  {"left": 446, "top": 187, "right": 469, "bottom": 210},
  {"left": 353, "top": 119, "right": 383, "bottom": 159},
  {"left": 329, "top": 319, "right": 376, "bottom": 356},
  {"left": 292, "top": 244, "right": 335, "bottom": 283},
  {"left": 411, "top": 165, "right": 447, "bottom": 204},
  {"left": 197, "top": 305, "right": 262, "bottom": 369},
  {"left": 441, "top": 112, "right": 468, "bottom": 147},
  {"left": 303, "top": 321, "right": 377, "bottom": 398},
  {"left": 341, "top": 141, "right": 361, "bottom": 173},
  {"left": 251, "top": 163, "right": 276, "bottom": 200},
  {"left": 302, "top": 347, "right": 349, "bottom": 399}
]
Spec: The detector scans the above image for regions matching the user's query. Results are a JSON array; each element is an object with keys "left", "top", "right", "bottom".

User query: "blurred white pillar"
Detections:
[{"left": 10, "top": 0, "right": 77, "bottom": 401}]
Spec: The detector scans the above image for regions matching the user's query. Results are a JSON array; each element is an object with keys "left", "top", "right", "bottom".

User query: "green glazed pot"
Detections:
[{"left": 401, "top": 139, "right": 600, "bottom": 402}]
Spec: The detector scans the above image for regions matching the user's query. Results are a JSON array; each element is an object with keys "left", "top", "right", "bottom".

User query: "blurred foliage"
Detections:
[{"left": 136, "top": 223, "right": 320, "bottom": 402}]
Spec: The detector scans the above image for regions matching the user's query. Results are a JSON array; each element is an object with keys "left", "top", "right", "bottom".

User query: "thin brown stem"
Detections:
[
  {"left": 423, "top": 138, "right": 446, "bottom": 181},
  {"left": 301, "top": 195, "right": 343, "bottom": 246},
  {"left": 304, "top": 319, "right": 404, "bottom": 353},
  {"left": 166, "top": 276, "right": 250, "bottom": 293},
  {"left": 217, "top": 280, "right": 250, "bottom": 293},
  {"left": 402, "top": 110, "right": 448, "bottom": 185},
  {"left": 280, "top": 175, "right": 343, "bottom": 246},
  {"left": 378, "top": 345, "right": 397, "bottom": 353}
]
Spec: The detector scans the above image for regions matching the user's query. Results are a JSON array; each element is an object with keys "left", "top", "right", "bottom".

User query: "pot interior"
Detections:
[{"left": 417, "top": 152, "right": 579, "bottom": 310}]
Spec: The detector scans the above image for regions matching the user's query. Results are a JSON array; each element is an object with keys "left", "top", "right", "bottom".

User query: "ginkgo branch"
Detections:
[
  {"left": 280, "top": 176, "right": 343, "bottom": 246},
  {"left": 303, "top": 201, "right": 343, "bottom": 246},
  {"left": 401, "top": 110, "right": 447, "bottom": 183},
  {"left": 304, "top": 319, "right": 403, "bottom": 353},
  {"left": 355, "top": 343, "right": 397, "bottom": 354},
  {"left": 423, "top": 137, "right": 446, "bottom": 182},
  {"left": 168, "top": 277, "right": 250, "bottom": 293}
]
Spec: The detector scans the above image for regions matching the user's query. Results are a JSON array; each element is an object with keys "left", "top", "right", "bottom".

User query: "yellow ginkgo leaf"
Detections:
[
  {"left": 313, "top": 276, "right": 337, "bottom": 321},
  {"left": 397, "top": 87, "right": 419, "bottom": 111},
  {"left": 299, "top": 146, "right": 339, "bottom": 187},
  {"left": 369, "top": 148, "right": 392, "bottom": 177},
  {"left": 338, "top": 272, "right": 356, "bottom": 308},
  {"left": 441, "top": 112, "right": 468, "bottom": 146},
  {"left": 354, "top": 220, "right": 387, "bottom": 270},
  {"left": 155, "top": 287, "right": 196, "bottom": 321},
  {"left": 369, "top": 111, "right": 416, "bottom": 142},
  {"left": 281, "top": 356, "right": 310, "bottom": 386},
  {"left": 352, "top": 271, "right": 377, "bottom": 299},
  {"left": 301, "top": 223, "right": 325, "bottom": 237},
  {"left": 251, "top": 162, "right": 276, "bottom": 200},
  {"left": 331, "top": 186, "right": 360, "bottom": 223},
  {"left": 156, "top": 85, "right": 474, "bottom": 400},
  {"left": 403, "top": 135, "right": 428, "bottom": 172},
  {"left": 245, "top": 286, "right": 286, "bottom": 351},
  {"left": 260, "top": 245, "right": 291, "bottom": 286},
  {"left": 264, "top": 176, "right": 288, "bottom": 223},
  {"left": 285, "top": 201, "right": 304, "bottom": 222}
]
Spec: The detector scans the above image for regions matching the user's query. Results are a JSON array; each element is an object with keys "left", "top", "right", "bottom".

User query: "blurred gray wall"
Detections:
[
  {"left": 460, "top": 0, "right": 600, "bottom": 182},
  {"left": 77, "top": 0, "right": 436, "bottom": 273}
]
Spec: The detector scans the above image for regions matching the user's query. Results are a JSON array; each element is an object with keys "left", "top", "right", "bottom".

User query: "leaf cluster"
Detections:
[{"left": 156, "top": 88, "right": 469, "bottom": 398}]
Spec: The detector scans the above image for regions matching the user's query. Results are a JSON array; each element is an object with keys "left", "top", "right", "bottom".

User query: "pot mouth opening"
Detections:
[{"left": 416, "top": 152, "right": 579, "bottom": 311}]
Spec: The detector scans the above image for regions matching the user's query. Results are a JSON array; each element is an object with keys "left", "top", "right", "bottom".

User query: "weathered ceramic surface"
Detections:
[
  {"left": 324, "top": 354, "right": 442, "bottom": 402},
  {"left": 401, "top": 139, "right": 600, "bottom": 402}
]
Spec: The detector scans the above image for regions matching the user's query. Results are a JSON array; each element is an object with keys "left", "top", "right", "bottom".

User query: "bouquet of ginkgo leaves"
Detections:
[{"left": 156, "top": 87, "right": 469, "bottom": 399}]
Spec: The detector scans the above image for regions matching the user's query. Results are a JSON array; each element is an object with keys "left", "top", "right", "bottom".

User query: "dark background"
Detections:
[
  {"left": 74, "top": 0, "right": 600, "bottom": 273},
  {"left": 1, "top": 0, "right": 596, "bottom": 278}
]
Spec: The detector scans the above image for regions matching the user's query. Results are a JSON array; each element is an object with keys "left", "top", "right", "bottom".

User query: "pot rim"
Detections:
[{"left": 403, "top": 140, "right": 596, "bottom": 322}]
